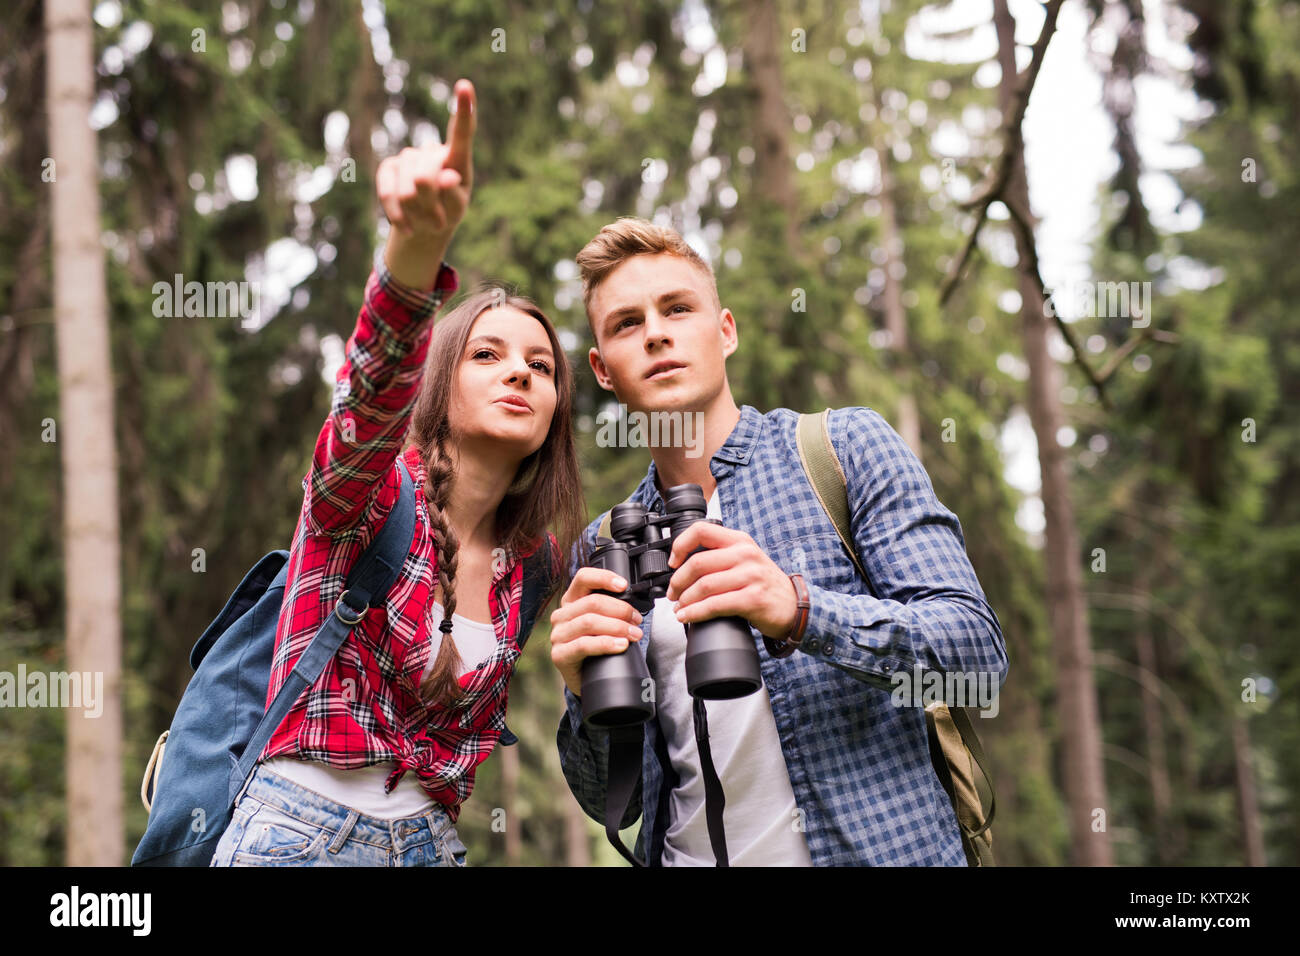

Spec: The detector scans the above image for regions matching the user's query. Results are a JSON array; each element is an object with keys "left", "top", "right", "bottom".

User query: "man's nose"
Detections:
[{"left": 642, "top": 310, "right": 671, "bottom": 346}]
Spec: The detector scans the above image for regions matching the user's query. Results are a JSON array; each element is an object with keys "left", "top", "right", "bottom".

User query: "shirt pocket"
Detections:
[{"left": 768, "top": 531, "right": 863, "bottom": 593}]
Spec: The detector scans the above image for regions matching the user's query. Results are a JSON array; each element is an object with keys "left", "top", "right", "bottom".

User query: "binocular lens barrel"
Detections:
[
  {"left": 685, "top": 617, "right": 763, "bottom": 699},
  {"left": 580, "top": 541, "right": 655, "bottom": 727},
  {"left": 580, "top": 484, "right": 764, "bottom": 728}
]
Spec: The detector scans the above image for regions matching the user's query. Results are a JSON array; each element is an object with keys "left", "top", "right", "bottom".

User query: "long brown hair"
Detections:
[{"left": 403, "top": 282, "right": 585, "bottom": 710}]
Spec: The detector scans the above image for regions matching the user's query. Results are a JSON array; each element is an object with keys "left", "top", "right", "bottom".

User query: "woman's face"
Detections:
[{"left": 448, "top": 305, "right": 558, "bottom": 465}]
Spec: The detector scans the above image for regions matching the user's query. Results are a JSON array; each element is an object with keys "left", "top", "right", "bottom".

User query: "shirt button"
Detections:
[
  {"left": 805, "top": 637, "right": 820, "bottom": 653},
  {"left": 823, "top": 639, "right": 835, "bottom": 656}
]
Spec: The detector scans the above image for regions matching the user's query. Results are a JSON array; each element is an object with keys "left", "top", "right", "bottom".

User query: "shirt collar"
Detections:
[{"left": 636, "top": 403, "right": 764, "bottom": 510}]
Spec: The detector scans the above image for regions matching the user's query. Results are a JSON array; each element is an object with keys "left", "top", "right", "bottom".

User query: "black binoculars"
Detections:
[{"left": 579, "top": 483, "right": 763, "bottom": 728}]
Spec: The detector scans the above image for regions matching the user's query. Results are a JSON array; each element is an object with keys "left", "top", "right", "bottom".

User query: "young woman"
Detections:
[{"left": 210, "top": 80, "right": 588, "bottom": 866}]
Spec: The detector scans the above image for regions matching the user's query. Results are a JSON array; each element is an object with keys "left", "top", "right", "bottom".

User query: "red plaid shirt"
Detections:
[{"left": 257, "top": 263, "right": 559, "bottom": 821}]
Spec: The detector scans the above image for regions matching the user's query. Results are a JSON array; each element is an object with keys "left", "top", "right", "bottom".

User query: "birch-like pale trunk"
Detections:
[{"left": 45, "top": 0, "right": 123, "bottom": 865}]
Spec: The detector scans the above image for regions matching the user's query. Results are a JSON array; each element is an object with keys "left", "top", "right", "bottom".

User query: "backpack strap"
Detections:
[
  {"left": 230, "top": 457, "right": 417, "bottom": 802},
  {"left": 795, "top": 409, "right": 871, "bottom": 586},
  {"left": 605, "top": 727, "right": 649, "bottom": 867},
  {"left": 794, "top": 409, "right": 996, "bottom": 864},
  {"left": 596, "top": 505, "right": 617, "bottom": 542},
  {"left": 500, "top": 538, "right": 559, "bottom": 747},
  {"left": 926, "top": 702, "right": 997, "bottom": 865},
  {"left": 949, "top": 703, "right": 997, "bottom": 843}
]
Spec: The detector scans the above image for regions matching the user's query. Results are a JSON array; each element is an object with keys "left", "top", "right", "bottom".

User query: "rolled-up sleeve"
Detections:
[{"left": 302, "top": 263, "right": 457, "bottom": 536}]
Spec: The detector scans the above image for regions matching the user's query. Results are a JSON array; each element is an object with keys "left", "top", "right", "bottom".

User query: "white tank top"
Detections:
[{"left": 262, "top": 602, "right": 499, "bottom": 819}]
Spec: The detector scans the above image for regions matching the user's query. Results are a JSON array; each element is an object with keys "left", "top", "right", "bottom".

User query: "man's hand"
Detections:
[
  {"left": 550, "top": 568, "right": 644, "bottom": 698},
  {"left": 664, "top": 523, "right": 799, "bottom": 640},
  {"left": 378, "top": 78, "right": 476, "bottom": 290}
]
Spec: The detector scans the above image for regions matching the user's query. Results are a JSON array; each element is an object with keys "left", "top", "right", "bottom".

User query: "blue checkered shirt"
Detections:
[{"left": 556, "top": 403, "right": 1008, "bottom": 865}]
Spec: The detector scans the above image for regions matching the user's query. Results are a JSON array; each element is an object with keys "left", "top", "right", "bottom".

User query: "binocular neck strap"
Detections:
[
  {"left": 604, "top": 704, "right": 731, "bottom": 868},
  {"left": 606, "top": 726, "right": 648, "bottom": 867},
  {"left": 693, "top": 697, "right": 730, "bottom": 867}
]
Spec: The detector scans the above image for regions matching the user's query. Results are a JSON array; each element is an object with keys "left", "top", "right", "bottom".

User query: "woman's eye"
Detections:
[{"left": 473, "top": 348, "right": 550, "bottom": 374}]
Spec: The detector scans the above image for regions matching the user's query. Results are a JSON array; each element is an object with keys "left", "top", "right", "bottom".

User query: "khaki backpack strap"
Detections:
[
  {"left": 795, "top": 407, "right": 997, "bottom": 865},
  {"left": 926, "top": 702, "right": 996, "bottom": 866},
  {"left": 597, "top": 492, "right": 638, "bottom": 543},
  {"left": 795, "top": 409, "right": 870, "bottom": 585},
  {"left": 949, "top": 704, "right": 997, "bottom": 837}
]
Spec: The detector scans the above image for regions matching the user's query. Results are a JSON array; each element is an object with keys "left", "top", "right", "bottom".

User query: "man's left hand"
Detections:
[{"left": 664, "top": 522, "right": 798, "bottom": 640}]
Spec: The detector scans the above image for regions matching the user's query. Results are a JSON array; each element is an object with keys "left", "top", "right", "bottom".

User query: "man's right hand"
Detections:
[
  {"left": 378, "top": 78, "right": 476, "bottom": 290},
  {"left": 549, "top": 568, "right": 644, "bottom": 698}
]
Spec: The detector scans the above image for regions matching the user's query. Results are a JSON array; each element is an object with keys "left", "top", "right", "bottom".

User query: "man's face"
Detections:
[{"left": 587, "top": 253, "right": 737, "bottom": 414}]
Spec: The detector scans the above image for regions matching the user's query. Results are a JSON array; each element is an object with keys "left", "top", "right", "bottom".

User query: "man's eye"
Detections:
[
  {"left": 669, "top": 303, "right": 690, "bottom": 314},
  {"left": 614, "top": 316, "right": 637, "bottom": 332}
]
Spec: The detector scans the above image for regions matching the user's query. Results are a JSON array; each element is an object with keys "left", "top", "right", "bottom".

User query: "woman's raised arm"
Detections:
[{"left": 301, "top": 80, "right": 476, "bottom": 536}]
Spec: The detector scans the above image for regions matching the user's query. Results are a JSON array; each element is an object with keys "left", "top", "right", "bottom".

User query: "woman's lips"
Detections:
[{"left": 494, "top": 397, "right": 532, "bottom": 411}]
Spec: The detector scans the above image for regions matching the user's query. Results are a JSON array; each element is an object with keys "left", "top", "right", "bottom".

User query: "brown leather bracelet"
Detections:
[{"left": 763, "top": 573, "right": 811, "bottom": 659}]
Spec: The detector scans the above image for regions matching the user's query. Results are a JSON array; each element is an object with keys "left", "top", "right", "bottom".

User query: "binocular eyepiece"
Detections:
[{"left": 579, "top": 483, "right": 763, "bottom": 728}]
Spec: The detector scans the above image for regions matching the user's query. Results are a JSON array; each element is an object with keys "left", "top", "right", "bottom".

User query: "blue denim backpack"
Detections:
[
  {"left": 134, "top": 454, "right": 557, "bottom": 866},
  {"left": 132, "top": 460, "right": 420, "bottom": 866}
]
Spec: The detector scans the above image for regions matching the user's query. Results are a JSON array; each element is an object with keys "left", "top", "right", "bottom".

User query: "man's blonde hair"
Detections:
[{"left": 576, "top": 217, "right": 720, "bottom": 331}]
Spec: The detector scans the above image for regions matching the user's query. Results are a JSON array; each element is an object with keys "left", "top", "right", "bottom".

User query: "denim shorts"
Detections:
[{"left": 210, "top": 762, "right": 469, "bottom": 867}]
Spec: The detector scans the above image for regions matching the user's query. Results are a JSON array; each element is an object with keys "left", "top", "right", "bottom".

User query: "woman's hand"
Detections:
[{"left": 378, "top": 78, "right": 476, "bottom": 290}]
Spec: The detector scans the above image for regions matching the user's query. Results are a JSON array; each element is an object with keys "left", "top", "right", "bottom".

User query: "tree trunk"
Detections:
[
  {"left": 873, "top": 91, "right": 922, "bottom": 458},
  {"left": 344, "top": 0, "right": 382, "bottom": 266},
  {"left": 500, "top": 738, "right": 522, "bottom": 865},
  {"left": 992, "top": 0, "right": 1112, "bottom": 865},
  {"left": 1129, "top": 508, "right": 1172, "bottom": 862},
  {"left": 741, "top": 0, "right": 800, "bottom": 254},
  {"left": 741, "top": 0, "right": 816, "bottom": 411},
  {"left": 1230, "top": 711, "right": 1266, "bottom": 866},
  {"left": 45, "top": 0, "right": 123, "bottom": 866},
  {"left": 560, "top": 671, "right": 592, "bottom": 865},
  {"left": 1133, "top": 586, "right": 1173, "bottom": 860},
  {"left": 564, "top": 793, "right": 591, "bottom": 866},
  {"left": 0, "top": 1, "right": 49, "bottom": 538}
]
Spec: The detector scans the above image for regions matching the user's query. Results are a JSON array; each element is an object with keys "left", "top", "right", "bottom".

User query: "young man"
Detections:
[{"left": 549, "top": 217, "right": 1007, "bottom": 866}]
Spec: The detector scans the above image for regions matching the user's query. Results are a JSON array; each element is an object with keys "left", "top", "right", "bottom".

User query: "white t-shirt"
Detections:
[
  {"left": 262, "top": 601, "right": 498, "bottom": 819},
  {"left": 651, "top": 490, "right": 813, "bottom": 866}
]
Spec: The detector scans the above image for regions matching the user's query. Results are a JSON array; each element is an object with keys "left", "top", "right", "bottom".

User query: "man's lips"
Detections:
[
  {"left": 494, "top": 395, "right": 532, "bottom": 411},
  {"left": 645, "top": 362, "right": 686, "bottom": 380}
]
